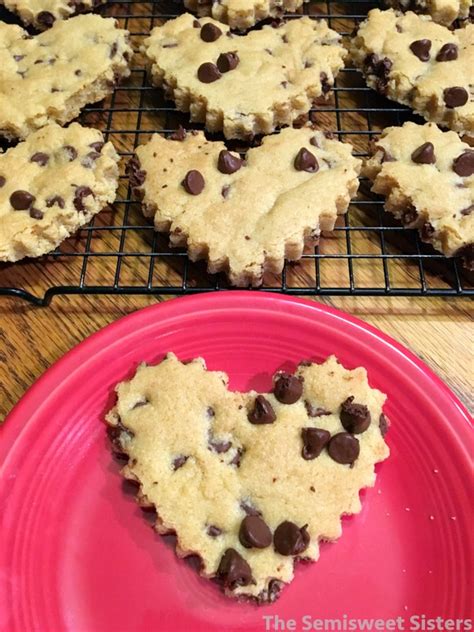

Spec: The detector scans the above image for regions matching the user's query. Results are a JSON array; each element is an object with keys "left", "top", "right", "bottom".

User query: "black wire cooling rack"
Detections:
[{"left": 0, "top": 0, "right": 472, "bottom": 305}]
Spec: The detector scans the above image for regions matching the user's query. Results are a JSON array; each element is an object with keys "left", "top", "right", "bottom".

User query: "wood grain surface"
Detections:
[
  {"left": 0, "top": 294, "right": 472, "bottom": 420},
  {"left": 0, "top": 1, "right": 472, "bottom": 422}
]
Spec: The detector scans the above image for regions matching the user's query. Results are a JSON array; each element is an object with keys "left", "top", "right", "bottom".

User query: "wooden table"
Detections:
[{"left": 1, "top": 294, "right": 472, "bottom": 420}]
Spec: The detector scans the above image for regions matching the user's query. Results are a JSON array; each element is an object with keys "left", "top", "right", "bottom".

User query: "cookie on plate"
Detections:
[
  {"left": 184, "top": 0, "right": 307, "bottom": 30},
  {"left": 0, "top": 122, "right": 119, "bottom": 262},
  {"left": 106, "top": 352, "right": 390, "bottom": 603},
  {"left": 0, "top": 0, "right": 106, "bottom": 30},
  {"left": 142, "top": 13, "right": 346, "bottom": 139},
  {"left": 0, "top": 14, "right": 132, "bottom": 140},
  {"left": 364, "top": 121, "right": 473, "bottom": 269},
  {"left": 128, "top": 126, "right": 361, "bottom": 287},
  {"left": 350, "top": 9, "right": 474, "bottom": 136}
]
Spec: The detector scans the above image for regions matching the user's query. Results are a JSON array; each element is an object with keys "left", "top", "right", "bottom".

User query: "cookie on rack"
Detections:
[
  {"left": 0, "top": 0, "right": 106, "bottom": 30},
  {"left": 364, "top": 121, "right": 473, "bottom": 269},
  {"left": 0, "top": 14, "right": 132, "bottom": 140},
  {"left": 183, "top": 0, "right": 307, "bottom": 30},
  {"left": 0, "top": 122, "right": 119, "bottom": 262},
  {"left": 106, "top": 352, "right": 390, "bottom": 603},
  {"left": 142, "top": 13, "right": 346, "bottom": 140},
  {"left": 383, "top": 0, "right": 471, "bottom": 26},
  {"left": 128, "top": 125, "right": 361, "bottom": 287},
  {"left": 350, "top": 9, "right": 473, "bottom": 136}
]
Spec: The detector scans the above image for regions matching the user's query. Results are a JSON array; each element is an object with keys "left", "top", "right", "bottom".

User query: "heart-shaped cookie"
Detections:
[
  {"left": 106, "top": 353, "right": 389, "bottom": 603},
  {"left": 142, "top": 14, "right": 346, "bottom": 139},
  {"left": 129, "top": 126, "right": 361, "bottom": 286},
  {"left": 0, "top": 15, "right": 131, "bottom": 140},
  {"left": 350, "top": 9, "right": 474, "bottom": 136},
  {"left": 184, "top": 0, "right": 307, "bottom": 30}
]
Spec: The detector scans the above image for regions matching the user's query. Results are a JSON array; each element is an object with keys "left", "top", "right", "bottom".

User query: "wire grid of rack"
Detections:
[{"left": 0, "top": 0, "right": 472, "bottom": 305}]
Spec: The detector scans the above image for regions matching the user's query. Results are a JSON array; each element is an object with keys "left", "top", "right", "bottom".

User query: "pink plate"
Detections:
[{"left": 1, "top": 292, "right": 472, "bottom": 632}]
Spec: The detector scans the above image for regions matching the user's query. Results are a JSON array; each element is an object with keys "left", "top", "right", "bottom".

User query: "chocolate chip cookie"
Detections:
[
  {"left": 128, "top": 125, "right": 361, "bottom": 287},
  {"left": 364, "top": 121, "right": 473, "bottom": 269},
  {"left": 106, "top": 353, "right": 390, "bottom": 602},
  {"left": 0, "top": 122, "right": 119, "bottom": 262},
  {"left": 0, "top": 0, "right": 106, "bottom": 30},
  {"left": 383, "top": 0, "right": 471, "bottom": 26},
  {"left": 0, "top": 14, "right": 132, "bottom": 140},
  {"left": 350, "top": 9, "right": 473, "bottom": 136},
  {"left": 183, "top": 0, "right": 307, "bottom": 30},
  {"left": 142, "top": 13, "right": 346, "bottom": 139}
]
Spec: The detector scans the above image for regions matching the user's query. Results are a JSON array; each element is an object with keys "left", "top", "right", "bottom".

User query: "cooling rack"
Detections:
[{"left": 0, "top": 0, "right": 472, "bottom": 305}]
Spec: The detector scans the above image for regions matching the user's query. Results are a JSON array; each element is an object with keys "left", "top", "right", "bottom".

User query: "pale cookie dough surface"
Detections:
[
  {"left": 129, "top": 126, "right": 361, "bottom": 287},
  {"left": 0, "top": 122, "right": 119, "bottom": 262},
  {"left": 0, "top": 0, "right": 106, "bottom": 30},
  {"left": 350, "top": 9, "right": 474, "bottom": 136},
  {"left": 384, "top": 0, "right": 472, "bottom": 26},
  {"left": 106, "top": 353, "right": 389, "bottom": 602},
  {"left": 0, "top": 14, "right": 132, "bottom": 140},
  {"left": 364, "top": 121, "right": 473, "bottom": 268},
  {"left": 142, "top": 14, "right": 346, "bottom": 139},
  {"left": 184, "top": 0, "right": 307, "bottom": 30}
]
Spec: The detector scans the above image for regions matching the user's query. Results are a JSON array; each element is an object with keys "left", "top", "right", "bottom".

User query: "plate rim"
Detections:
[{"left": 1, "top": 291, "right": 471, "bottom": 469}]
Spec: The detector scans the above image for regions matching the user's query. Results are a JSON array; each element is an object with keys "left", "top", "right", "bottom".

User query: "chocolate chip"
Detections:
[
  {"left": 411, "top": 142, "right": 435, "bottom": 165},
  {"left": 81, "top": 152, "right": 101, "bottom": 168},
  {"left": 453, "top": 151, "right": 474, "bottom": 177},
  {"left": 63, "top": 145, "right": 77, "bottom": 161},
  {"left": 46, "top": 195, "right": 65, "bottom": 208},
  {"left": 217, "top": 150, "right": 242, "bottom": 174},
  {"left": 37, "top": 11, "right": 55, "bottom": 27},
  {"left": 304, "top": 401, "right": 331, "bottom": 417},
  {"left": 169, "top": 126, "right": 186, "bottom": 141},
  {"left": 327, "top": 432, "right": 360, "bottom": 465},
  {"left": 173, "top": 455, "right": 188, "bottom": 470},
  {"left": 207, "top": 525, "right": 222, "bottom": 537},
  {"left": 209, "top": 438, "right": 232, "bottom": 453},
  {"left": 73, "top": 186, "right": 93, "bottom": 211},
  {"left": 200, "top": 23, "right": 222, "bottom": 42},
  {"left": 421, "top": 222, "right": 435, "bottom": 240},
  {"left": 110, "top": 42, "right": 118, "bottom": 58},
  {"left": 402, "top": 206, "right": 418, "bottom": 225},
  {"left": 379, "top": 414, "right": 389, "bottom": 437},
  {"left": 265, "top": 579, "right": 283, "bottom": 603},
  {"left": 273, "top": 373, "right": 303, "bottom": 404},
  {"left": 231, "top": 447, "right": 244, "bottom": 467},
  {"left": 197, "top": 62, "right": 221, "bottom": 83},
  {"left": 207, "top": 406, "right": 215, "bottom": 417},
  {"left": 10, "top": 190, "right": 35, "bottom": 210},
  {"left": 294, "top": 148, "right": 319, "bottom": 173},
  {"left": 182, "top": 170, "right": 205, "bottom": 195},
  {"left": 241, "top": 500, "right": 261, "bottom": 516},
  {"left": 301, "top": 427, "right": 330, "bottom": 460},
  {"left": 193, "top": 20, "right": 200, "bottom": 28},
  {"left": 29, "top": 208, "right": 44, "bottom": 219},
  {"left": 364, "top": 54, "right": 392, "bottom": 94},
  {"left": 30, "top": 152, "right": 49, "bottom": 166},
  {"left": 127, "top": 157, "right": 146, "bottom": 188},
  {"left": 443, "top": 87, "right": 468, "bottom": 108},
  {"left": 239, "top": 516, "right": 272, "bottom": 549},
  {"left": 89, "top": 141, "right": 104, "bottom": 152},
  {"left": 248, "top": 395, "right": 276, "bottom": 424},
  {"left": 340, "top": 396, "right": 371, "bottom": 434},
  {"left": 132, "top": 398, "right": 148, "bottom": 409},
  {"left": 0, "top": 176, "right": 5, "bottom": 187},
  {"left": 320, "top": 71, "right": 331, "bottom": 94},
  {"left": 217, "top": 549, "right": 252, "bottom": 589},
  {"left": 409, "top": 39, "right": 431, "bottom": 61},
  {"left": 217, "top": 52, "right": 239, "bottom": 73},
  {"left": 436, "top": 43, "right": 458, "bottom": 62},
  {"left": 461, "top": 205, "right": 474, "bottom": 216},
  {"left": 273, "top": 521, "right": 309, "bottom": 556},
  {"left": 75, "top": 69, "right": 82, "bottom": 76},
  {"left": 163, "top": 43, "right": 178, "bottom": 48},
  {"left": 14, "top": 54, "right": 24, "bottom": 61},
  {"left": 221, "top": 185, "right": 230, "bottom": 198}
]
